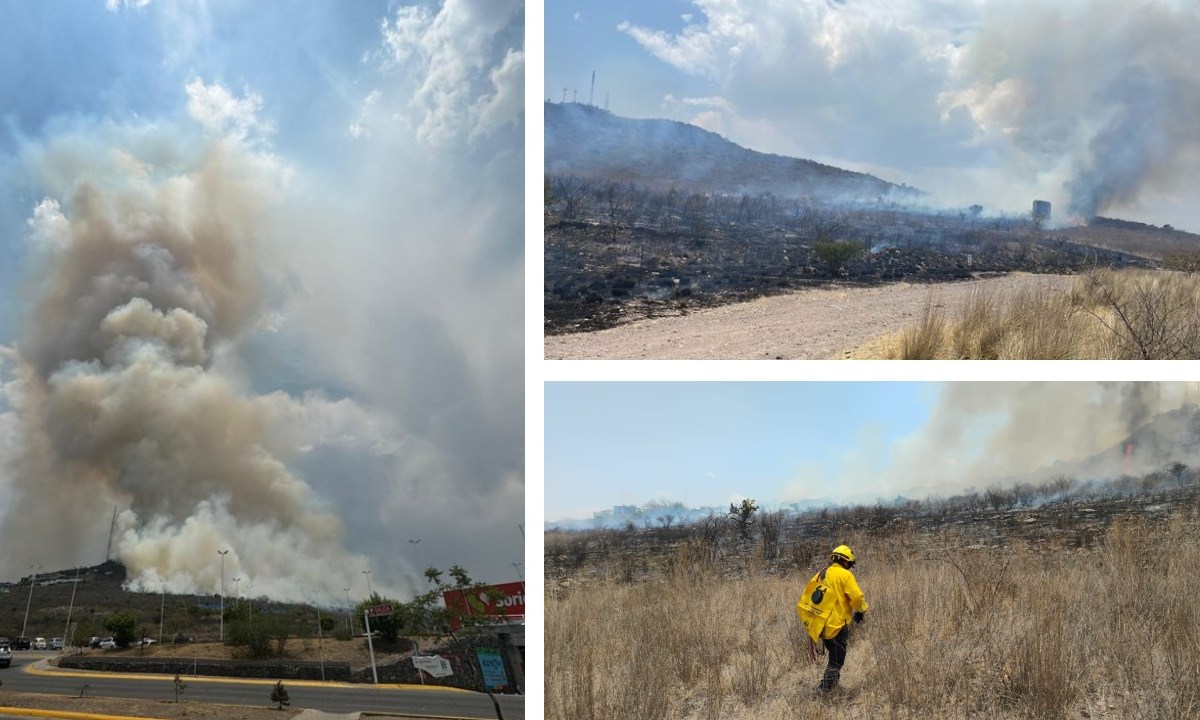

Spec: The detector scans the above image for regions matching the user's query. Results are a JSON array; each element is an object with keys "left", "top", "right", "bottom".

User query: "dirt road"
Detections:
[{"left": 544, "top": 273, "right": 1075, "bottom": 360}]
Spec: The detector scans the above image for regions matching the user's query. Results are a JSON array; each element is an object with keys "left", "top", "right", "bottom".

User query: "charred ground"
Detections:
[{"left": 542, "top": 179, "right": 1189, "bottom": 335}]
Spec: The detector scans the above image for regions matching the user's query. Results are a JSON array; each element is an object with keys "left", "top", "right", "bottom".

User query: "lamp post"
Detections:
[
  {"left": 21, "top": 565, "right": 42, "bottom": 640},
  {"left": 217, "top": 550, "right": 229, "bottom": 642},
  {"left": 362, "top": 569, "right": 372, "bottom": 597},
  {"left": 343, "top": 587, "right": 352, "bottom": 634}
]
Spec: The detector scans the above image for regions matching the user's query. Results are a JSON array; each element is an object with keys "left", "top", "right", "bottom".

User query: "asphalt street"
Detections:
[{"left": 0, "top": 652, "right": 524, "bottom": 719}]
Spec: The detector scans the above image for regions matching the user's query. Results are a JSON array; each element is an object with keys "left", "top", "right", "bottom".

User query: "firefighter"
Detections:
[{"left": 795, "top": 544, "right": 869, "bottom": 693}]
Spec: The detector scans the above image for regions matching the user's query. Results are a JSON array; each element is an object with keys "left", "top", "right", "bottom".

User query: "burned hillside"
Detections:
[{"left": 545, "top": 176, "right": 1157, "bottom": 334}]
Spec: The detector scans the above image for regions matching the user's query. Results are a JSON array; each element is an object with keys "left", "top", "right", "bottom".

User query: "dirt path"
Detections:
[{"left": 544, "top": 273, "right": 1075, "bottom": 360}]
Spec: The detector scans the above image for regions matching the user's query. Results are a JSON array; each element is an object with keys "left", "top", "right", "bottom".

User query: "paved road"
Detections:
[{"left": 0, "top": 653, "right": 523, "bottom": 719}]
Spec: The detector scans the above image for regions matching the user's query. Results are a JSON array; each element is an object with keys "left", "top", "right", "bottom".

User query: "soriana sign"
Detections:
[{"left": 443, "top": 581, "right": 525, "bottom": 628}]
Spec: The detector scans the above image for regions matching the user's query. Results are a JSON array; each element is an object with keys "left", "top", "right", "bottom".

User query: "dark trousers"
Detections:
[{"left": 818, "top": 626, "right": 849, "bottom": 691}]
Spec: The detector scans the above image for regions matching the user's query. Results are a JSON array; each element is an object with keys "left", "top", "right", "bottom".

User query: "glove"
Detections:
[{"left": 852, "top": 611, "right": 866, "bottom": 624}]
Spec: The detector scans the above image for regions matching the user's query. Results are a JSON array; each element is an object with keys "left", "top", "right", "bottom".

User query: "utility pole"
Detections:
[
  {"left": 315, "top": 597, "right": 325, "bottom": 681},
  {"left": 64, "top": 567, "right": 81, "bottom": 651},
  {"left": 362, "top": 569, "right": 373, "bottom": 597},
  {"left": 159, "top": 584, "right": 166, "bottom": 645},
  {"left": 105, "top": 507, "right": 117, "bottom": 563},
  {"left": 217, "top": 550, "right": 229, "bottom": 642},
  {"left": 589, "top": 70, "right": 595, "bottom": 106},
  {"left": 21, "top": 565, "right": 42, "bottom": 639},
  {"left": 343, "top": 587, "right": 352, "bottom": 634}
]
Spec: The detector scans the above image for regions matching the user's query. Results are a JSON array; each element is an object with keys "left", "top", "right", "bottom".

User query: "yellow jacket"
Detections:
[{"left": 796, "top": 563, "right": 869, "bottom": 641}]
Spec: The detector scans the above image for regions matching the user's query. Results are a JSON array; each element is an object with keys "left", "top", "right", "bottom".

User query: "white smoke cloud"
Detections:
[
  {"left": 617, "top": 0, "right": 1200, "bottom": 225},
  {"left": 185, "top": 78, "right": 276, "bottom": 143},
  {"left": 781, "top": 382, "right": 1193, "bottom": 504}
]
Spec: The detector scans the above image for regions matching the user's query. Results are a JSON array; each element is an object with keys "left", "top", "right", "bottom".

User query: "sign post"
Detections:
[
  {"left": 364, "top": 610, "right": 378, "bottom": 684},
  {"left": 364, "top": 603, "right": 393, "bottom": 686}
]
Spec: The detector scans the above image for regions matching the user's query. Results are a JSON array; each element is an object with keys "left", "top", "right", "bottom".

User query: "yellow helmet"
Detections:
[{"left": 831, "top": 545, "right": 856, "bottom": 566}]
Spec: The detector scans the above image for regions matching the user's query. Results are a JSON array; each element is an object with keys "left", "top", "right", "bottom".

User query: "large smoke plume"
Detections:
[
  {"left": 0, "top": 131, "right": 371, "bottom": 599},
  {"left": 862, "top": 382, "right": 1194, "bottom": 499},
  {"left": 947, "top": 0, "right": 1200, "bottom": 221}
]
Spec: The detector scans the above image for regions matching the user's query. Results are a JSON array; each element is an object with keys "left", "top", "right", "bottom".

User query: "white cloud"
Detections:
[
  {"left": 105, "top": 0, "right": 152, "bottom": 10},
  {"left": 185, "top": 77, "right": 275, "bottom": 142},
  {"left": 378, "top": 0, "right": 524, "bottom": 145}
]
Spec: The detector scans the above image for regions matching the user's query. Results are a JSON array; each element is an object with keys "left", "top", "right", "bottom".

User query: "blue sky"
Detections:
[
  {"left": 545, "top": 0, "right": 1200, "bottom": 232},
  {"left": 0, "top": 1, "right": 523, "bottom": 601},
  {"left": 546, "top": 382, "right": 935, "bottom": 520},
  {"left": 545, "top": 382, "right": 1195, "bottom": 522}
]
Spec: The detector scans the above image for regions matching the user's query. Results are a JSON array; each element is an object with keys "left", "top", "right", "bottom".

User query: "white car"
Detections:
[
  {"left": 98, "top": 637, "right": 117, "bottom": 649},
  {"left": 32, "top": 637, "right": 47, "bottom": 650},
  {"left": 0, "top": 644, "right": 11, "bottom": 668}
]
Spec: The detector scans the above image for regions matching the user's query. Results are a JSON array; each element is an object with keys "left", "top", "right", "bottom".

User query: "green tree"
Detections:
[
  {"left": 812, "top": 239, "right": 862, "bottom": 276},
  {"left": 270, "top": 681, "right": 290, "bottom": 709},
  {"left": 728, "top": 498, "right": 759, "bottom": 541},
  {"left": 103, "top": 611, "right": 139, "bottom": 648}
]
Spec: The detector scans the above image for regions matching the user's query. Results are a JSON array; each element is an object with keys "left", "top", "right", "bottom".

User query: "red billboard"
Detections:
[{"left": 442, "top": 581, "right": 524, "bottom": 629}]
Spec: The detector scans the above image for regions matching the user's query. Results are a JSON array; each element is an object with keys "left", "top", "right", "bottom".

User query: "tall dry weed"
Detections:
[
  {"left": 871, "top": 269, "right": 1200, "bottom": 359},
  {"left": 547, "top": 511, "right": 1200, "bottom": 719}
]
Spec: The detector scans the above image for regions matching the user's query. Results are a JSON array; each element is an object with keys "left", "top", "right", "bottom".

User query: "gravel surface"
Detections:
[{"left": 544, "top": 273, "right": 1075, "bottom": 360}]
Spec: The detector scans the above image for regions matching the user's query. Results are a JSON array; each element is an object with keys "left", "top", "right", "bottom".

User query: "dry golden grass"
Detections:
[
  {"left": 546, "top": 517, "right": 1200, "bottom": 719},
  {"left": 861, "top": 269, "right": 1200, "bottom": 359}
]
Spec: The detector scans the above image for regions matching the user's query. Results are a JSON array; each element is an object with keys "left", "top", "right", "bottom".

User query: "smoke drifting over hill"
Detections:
[{"left": 601, "top": 0, "right": 1200, "bottom": 228}]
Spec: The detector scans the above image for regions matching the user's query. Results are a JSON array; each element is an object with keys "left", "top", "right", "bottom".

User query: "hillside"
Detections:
[{"left": 545, "top": 102, "right": 915, "bottom": 200}]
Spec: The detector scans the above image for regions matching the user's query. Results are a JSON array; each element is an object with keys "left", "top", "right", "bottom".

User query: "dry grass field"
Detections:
[
  {"left": 546, "top": 502, "right": 1200, "bottom": 719},
  {"left": 859, "top": 268, "right": 1200, "bottom": 359}
]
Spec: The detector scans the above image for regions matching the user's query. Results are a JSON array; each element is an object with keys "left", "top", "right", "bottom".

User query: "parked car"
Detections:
[
  {"left": 98, "top": 637, "right": 117, "bottom": 649},
  {"left": 32, "top": 637, "right": 47, "bottom": 650},
  {"left": 88, "top": 637, "right": 102, "bottom": 648},
  {"left": 0, "top": 643, "right": 11, "bottom": 668},
  {"left": 139, "top": 638, "right": 157, "bottom": 646},
  {"left": 49, "top": 637, "right": 64, "bottom": 650},
  {"left": 12, "top": 637, "right": 30, "bottom": 650}
]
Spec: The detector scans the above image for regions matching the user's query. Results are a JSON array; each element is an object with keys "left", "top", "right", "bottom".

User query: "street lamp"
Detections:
[
  {"left": 233, "top": 577, "right": 241, "bottom": 604},
  {"left": 21, "top": 565, "right": 42, "bottom": 640},
  {"left": 409, "top": 539, "right": 422, "bottom": 572},
  {"left": 217, "top": 550, "right": 230, "bottom": 642},
  {"left": 362, "top": 569, "right": 372, "bottom": 597},
  {"left": 343, "top": 587, "right": 352, "bottom": 634}
]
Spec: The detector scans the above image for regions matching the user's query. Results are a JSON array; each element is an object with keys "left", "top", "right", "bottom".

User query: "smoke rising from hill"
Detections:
[
  {"left": 947, "top": 0, "right": 1200, "bottom": 221},
  {"left": 0, "top": 130, "right": 373, "bottom": 599}
]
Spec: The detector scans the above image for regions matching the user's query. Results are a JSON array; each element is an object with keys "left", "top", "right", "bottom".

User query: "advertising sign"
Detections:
[
  {"left": 475, "top": 647, "right": 508, "bottom": 691},
  {"left": 367, "top": 603, "right": 394, "bottom": 618},
  {"left": 412, "top": 654, "right": 453, "bottom": 678},
  {"left": 442, "top": 581, "right": 524, "bottom": 629}
]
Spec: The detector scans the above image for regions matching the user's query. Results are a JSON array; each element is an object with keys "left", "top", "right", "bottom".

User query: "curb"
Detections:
[
  {"left": 26, "top": 661, "right": 472, "bottom": 694},
  {"left": 0, "top": 708, "right": 167, "bottom": 720}
]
